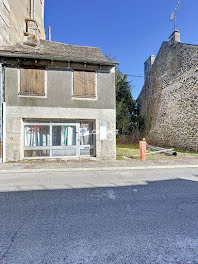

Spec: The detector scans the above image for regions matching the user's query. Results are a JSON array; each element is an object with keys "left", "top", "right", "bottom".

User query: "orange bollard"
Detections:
[{"left": 139, "top": 139, "right": 147, "bottom": 160}]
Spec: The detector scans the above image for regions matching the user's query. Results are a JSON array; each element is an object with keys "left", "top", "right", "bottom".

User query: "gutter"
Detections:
[
  {"left": 0, "top": 64, "right": 2, "bottom": 163},
  {"left": 0, "top": 64, "right": 5, "bottom": 163},
  {"left": 0, "top": 51, "right": 119, "bottom": 66}
]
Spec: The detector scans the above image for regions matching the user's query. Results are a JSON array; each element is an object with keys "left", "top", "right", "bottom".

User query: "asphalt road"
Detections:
[{"left": 0, "top": 168, "right": 198, "bottom": 264}]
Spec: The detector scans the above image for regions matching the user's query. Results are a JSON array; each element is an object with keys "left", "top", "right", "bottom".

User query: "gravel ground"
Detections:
[{"left": 0, "top": 156, "right": 197, "bottom": 171}]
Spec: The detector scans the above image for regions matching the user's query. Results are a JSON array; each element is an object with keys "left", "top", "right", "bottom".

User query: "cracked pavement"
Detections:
[{"left": 0, "top": 168, "right": 198, "bottom": 263}]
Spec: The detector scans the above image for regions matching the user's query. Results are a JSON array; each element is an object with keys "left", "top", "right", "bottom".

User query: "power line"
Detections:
[
  {"left": 121, "top": 74, "right": 143, "bottom": 78},
  {"left": 127, "top": 74, "right": 143, "bottom": 78}
]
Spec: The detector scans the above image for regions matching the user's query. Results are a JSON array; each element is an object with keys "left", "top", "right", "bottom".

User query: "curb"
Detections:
[{"left": 0, "top": 165, "right": 198, "bottom": 174}]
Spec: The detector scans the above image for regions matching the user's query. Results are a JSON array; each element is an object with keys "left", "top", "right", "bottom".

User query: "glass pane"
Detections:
[
  {"left": 80, "top": 122, "right": 93, "bottom": 145},
  {"left": 52, "top": 125, "right": 76, "bottom": 146},
  {"left": 24, "top": 150, "right": 50, "bottom": 157},
  {"left": 24, "top": 125, "right": 50, "bottom": 147},
  {"left": 52, "top": 148, "right": 76, "bottom": 157},
  {"left": 80, "top": 149, "right": 94, "bottom": 156}
]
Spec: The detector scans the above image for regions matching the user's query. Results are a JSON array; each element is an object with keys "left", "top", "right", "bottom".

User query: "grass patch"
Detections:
[
  {"left": 116, "top": 144, "right": 198, "bottom": 160},
  {"left": 116, "top": 144, "right": 140, "bottom": 160},
  {"left": 174, "top": 148, "right": 198, "bottom": 156}
]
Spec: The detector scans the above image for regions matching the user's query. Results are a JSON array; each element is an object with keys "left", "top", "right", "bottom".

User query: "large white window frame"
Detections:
[{"left": 23, "top": 122, "right": 96, "bottom": 159}]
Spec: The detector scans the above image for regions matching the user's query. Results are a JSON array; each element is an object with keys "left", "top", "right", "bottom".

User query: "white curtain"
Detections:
[
  {"left": 60, "top": 126, "right": 76, "bottom": 146},
  {"left": 25, "top": 126, "right": 49, "bottom": 147},
  {"left": 61, "top": 126, "right": 68, "bottom": 146}
]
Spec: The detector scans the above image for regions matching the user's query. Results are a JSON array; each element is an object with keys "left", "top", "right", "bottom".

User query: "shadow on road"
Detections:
[{"left": 0, "top": 178, "right": 198, "bottom": 264}]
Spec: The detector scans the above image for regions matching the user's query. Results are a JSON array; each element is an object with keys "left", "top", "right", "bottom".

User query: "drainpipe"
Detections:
[
  {"left": 0, "top": 64, "right": 3, "bottom": 162},
  {"left": 30, "top": 0, "right": 35, "bottom": 20},
  {"left": 0, "top": 64, "right": 6, "bottom": 163},
  {"left": 0, "top": 64, "right": 2, "bottom": 162}
]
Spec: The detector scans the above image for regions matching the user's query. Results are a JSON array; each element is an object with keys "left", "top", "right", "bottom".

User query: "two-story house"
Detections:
[{"left": 0, "top": 37, "right": 118, "bottom": 162}]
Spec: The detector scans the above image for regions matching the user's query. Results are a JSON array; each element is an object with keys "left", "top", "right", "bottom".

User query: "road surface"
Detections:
[{"left": 0, "top": 168, "right": 198, "bottom": 263}]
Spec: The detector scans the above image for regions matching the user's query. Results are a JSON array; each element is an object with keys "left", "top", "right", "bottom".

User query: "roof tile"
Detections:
[{"left": 0, "top": 40, "right": 112, "bottom": 64}]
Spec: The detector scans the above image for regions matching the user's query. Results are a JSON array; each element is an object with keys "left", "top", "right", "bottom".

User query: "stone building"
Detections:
[
  {"left": 0, "top": 39, "right": 117, "bottom": 162},
  {"left": 138, "top": 31, "right": 198, "bottom": 152},
  {"left": 0, "top": 0, "right": 45, "bottom": 46},
  {"left": 0, "top": 0, "right": 46, "bottom": 161},
  {"left": 0, "top": 0, "right": 118, "bottom": 162}
]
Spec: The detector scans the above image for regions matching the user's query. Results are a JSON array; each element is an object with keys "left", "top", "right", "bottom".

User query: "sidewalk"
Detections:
[{"left": 0, "top": 156, "right": 197, "bottom": 173}]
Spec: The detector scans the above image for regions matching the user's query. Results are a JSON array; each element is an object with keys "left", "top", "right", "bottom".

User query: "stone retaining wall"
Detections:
[{"left": 138, "top": 41, "right": 198, "bottom": 152}]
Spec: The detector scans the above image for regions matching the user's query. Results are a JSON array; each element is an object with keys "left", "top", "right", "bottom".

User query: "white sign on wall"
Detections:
[{"left": 100, "top": 122, "right": 107, "bottom": 140}]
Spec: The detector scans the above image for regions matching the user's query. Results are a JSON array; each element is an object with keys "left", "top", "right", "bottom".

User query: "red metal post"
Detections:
[{"left": 139, "top": 140, "right": 147, "bottom": 160}]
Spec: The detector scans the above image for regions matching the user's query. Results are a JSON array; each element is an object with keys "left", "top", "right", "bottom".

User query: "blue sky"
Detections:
[{"left": 45, "top": 0, "right": 198, "bottom": 99}]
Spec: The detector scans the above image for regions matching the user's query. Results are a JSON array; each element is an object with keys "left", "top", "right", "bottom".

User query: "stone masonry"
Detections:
[
  {"left": 138, "top": 31, "right": 198, "bottom": 152},
  {"left": 0, "top": 0, "right": 45, "bottom": 46}
]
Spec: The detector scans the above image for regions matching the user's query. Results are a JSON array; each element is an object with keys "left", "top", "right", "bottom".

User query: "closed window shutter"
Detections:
[
  {"left": 20, "top": 68, "right": 45, "bottom": 96},
  {"left": 73, "top": 71, "right": 85, "bottom": 97},
  {"left": 73, "top": 71, "right": 95, "bottom": 97},
  {"left": 20, "top": 69, "right": 30, "bottom": 94},
  {"left": 87, "top": 72, "right": 95, "bottom": 96}
]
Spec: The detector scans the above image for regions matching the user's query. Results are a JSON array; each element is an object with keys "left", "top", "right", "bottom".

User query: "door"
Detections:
[
  {"left": 51, "top": 124, "right": 78, "bottom": 157},
  {"left": 79, "top": 121, "right": 96, "bottom": 157}
]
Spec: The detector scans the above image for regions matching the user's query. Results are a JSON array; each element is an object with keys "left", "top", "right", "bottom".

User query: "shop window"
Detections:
[
  {"left": 24, "top": 125, "right": 50, "bottom": 147},
  {"left": 73, "top": 71, "right": 96, "bottom": 98},
  {"left": 24, "top": 122, "right": 96, "bottom": 158},
  {"left": 19, "top": 67, "right": 46, "bottom": 96},
  {"left": 52, "top": 126, "right": 76, "bottom": 146}
]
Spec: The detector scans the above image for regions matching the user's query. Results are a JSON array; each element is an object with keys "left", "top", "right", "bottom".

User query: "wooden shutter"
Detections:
[
  {"left": 20, "top": 68, "right": 45, "bottom": 96},
  {"left": 73, "top": 71, "right": 85, "bottom": 97},
  {"left": 73, "top": 71, "right": 95, "bottom": 97},
  {"left": 87, "top": 72, "right": 95, "bottom": 96}
]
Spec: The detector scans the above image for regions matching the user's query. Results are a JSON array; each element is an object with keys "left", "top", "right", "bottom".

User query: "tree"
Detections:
[{"left": 115, "top": 67, "right": 136, "bottom": 135}]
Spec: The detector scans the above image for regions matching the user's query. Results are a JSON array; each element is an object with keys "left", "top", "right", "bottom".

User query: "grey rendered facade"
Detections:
[{"left": 0, "top": 41, "right": 117, "bottom": 162}]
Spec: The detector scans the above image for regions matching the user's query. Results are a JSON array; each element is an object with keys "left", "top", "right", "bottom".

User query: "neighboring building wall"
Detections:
[
  {"left": 138, "top": 40, "right": 198, "bottom": 152},
  {"left": 0, "top": 0, "right": 45, "bottom": 46},
  {"left": 4, "top": 66, "right": 116, "bottom": 161}
]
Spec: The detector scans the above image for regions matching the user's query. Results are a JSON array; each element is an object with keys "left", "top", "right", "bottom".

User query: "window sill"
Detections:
[
  {"left": 72, "top": 96, "right": 97, "bottom": 101},
  {"left": 18, "top": 94, "right": 47, "bottom": 99}
]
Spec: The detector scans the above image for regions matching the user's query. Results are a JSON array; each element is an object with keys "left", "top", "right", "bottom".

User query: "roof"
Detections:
[{"left": 0, "top": 40, "right": 118, "bottom": 65}]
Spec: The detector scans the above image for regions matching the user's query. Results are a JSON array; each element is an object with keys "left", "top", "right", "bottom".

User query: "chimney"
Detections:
[
  {"left": 144, "top": 55, "right": 155, "bottom": 81},
  {"left": 23, "top": 19, "right": 40, "bottom": 47},
  {"left": 169, "top": 30, "right": 181, "bottom": 44},
  {"left": 48, "top": 26, "right": 51, "bottom": 41}
]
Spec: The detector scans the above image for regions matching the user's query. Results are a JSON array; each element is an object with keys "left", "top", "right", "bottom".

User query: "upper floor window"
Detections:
[
  {"left": 73, "top": 71, "right": 96, "bottom": 99},
  {"left": 19, "top": 67, "right": 46, "bottom": 97}
]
